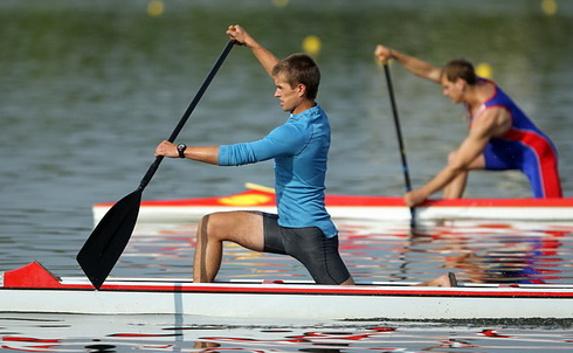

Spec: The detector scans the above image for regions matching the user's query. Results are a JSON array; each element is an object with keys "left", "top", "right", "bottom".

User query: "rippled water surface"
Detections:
[
  {"left": 1, "top": 0, "right": 573, "bottom": 351},
  {"left": 73, "top": 219, "right": 573, "bottom": 285},
  {"left": 1, "top": 314, "right": 573, "bottom": 352}
]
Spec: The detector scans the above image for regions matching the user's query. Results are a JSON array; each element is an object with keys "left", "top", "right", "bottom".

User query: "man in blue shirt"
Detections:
[{"left": 155, "top": 25, "right": 354, "bottom": 285}]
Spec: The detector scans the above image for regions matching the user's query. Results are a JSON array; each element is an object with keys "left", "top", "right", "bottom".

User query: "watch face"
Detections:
[{"left": 177, "top": 144, "right": 186, "bottom": 158}]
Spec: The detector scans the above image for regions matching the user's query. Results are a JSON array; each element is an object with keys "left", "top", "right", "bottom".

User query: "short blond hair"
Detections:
[{"left": 272, "top": 53, "right": 320, "bottom": 99}]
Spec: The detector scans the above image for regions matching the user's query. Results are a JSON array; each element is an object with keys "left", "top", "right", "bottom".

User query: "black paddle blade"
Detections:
[{"left": 76, "top": 190, "right": 142, "bottom": 289}]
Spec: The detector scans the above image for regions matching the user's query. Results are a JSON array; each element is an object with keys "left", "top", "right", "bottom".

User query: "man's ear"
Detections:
[
  {"left": 297, "top": 83, "right": 307, "bottom": 97},
  {"left": 455, "top": 78, "right": 466, "bottom": 91}
]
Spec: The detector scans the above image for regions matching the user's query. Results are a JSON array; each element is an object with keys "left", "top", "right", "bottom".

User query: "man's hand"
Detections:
[
  {"left": 154, "top": 140, "right": 178, "bottom": 158},
  {"left": 226, "top": 24, "right": 278, "bottom": 77},
  {"left": 226, "top": 24, "right": 256, "bottom": 48},
  {"left": 374, "top": 44, "right": 393, "bottom": 64},
  {"left": 404, "top": 188, "right": 428, "bottom": 207}
]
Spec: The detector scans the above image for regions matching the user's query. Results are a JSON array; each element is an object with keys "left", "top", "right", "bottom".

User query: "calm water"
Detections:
[{"left": 1, "top": 0, "right": 573, "bottom": 351}]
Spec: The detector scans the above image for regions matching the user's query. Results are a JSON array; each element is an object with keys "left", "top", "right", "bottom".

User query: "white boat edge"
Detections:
[
  {"left": 92, "top": 205, "right": 573, "bottom": 225},
  {"left": 2, "top": 262, "right": 573, "bottom": 320}
]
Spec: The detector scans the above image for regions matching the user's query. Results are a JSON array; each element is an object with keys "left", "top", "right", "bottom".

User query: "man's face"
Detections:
[
  {"left": 441, "top": 76, "right": 465, "bottom": 104},
  {"left": 273, "top": 73, "right": 304, "bottom": 113}
]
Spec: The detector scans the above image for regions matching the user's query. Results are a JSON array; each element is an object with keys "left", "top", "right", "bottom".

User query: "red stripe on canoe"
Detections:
[{"left": 94, "top": 190, "right": 573, "bottom": 208}]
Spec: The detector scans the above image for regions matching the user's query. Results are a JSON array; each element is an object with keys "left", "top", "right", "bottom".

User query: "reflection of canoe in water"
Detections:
[
  {"left": 92, "top": 183, "right": 573, "bottom": 224},
  {"left": 2, "top": 262, "right": 573, "bottom": 320}
]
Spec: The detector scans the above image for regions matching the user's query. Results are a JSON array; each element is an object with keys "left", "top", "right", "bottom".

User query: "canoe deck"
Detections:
[{"left": 2, "top": 262, "right": 573, "bottom": 320}]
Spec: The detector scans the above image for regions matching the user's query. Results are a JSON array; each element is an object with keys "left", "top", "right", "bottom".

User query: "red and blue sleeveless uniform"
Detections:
[{"left": 470, "top": 79, "right": 562, "bottom": 198}]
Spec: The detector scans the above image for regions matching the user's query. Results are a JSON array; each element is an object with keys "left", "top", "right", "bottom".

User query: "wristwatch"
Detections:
[{"left": 176, "top": 143, "right": 187, "bottom": 158}]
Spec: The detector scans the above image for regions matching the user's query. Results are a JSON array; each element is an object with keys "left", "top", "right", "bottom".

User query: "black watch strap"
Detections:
[{"left": 177, "top": 144, "right": 187, "bottom": 158}]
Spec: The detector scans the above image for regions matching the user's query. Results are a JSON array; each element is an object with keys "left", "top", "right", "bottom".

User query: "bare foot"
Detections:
[{"left": 419, "top": 272, "right": 458, "bottom": 287}]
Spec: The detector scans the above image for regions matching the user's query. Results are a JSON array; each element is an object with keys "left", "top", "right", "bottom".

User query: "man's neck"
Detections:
[
  {"left": 291, "top": 100, "right": 316, "bottom": 115},
  {"left": 465, "top": 80, "right": 494, "bottom": 108}
]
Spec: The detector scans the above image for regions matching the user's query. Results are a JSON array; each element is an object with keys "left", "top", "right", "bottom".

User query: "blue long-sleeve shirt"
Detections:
[{"left": 218, "top": 105, "right": 337, "bottom": 238}]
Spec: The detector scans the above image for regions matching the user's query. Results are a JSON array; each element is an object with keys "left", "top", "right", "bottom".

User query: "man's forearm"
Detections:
[
  {"left": 391, "top": 49, "right": 442, "bottom": 83},
  {"left": 420, "top": 164, "right": 461, "bottom": 197},
  {"left": 227, "top": 25, "right": 280, "bottom": 77},
  {"left": 249, "top": 43, "right": 280, "bottom": 77},
  {"left": 183, "top": 146, "right": 220, "bottom": 165}
]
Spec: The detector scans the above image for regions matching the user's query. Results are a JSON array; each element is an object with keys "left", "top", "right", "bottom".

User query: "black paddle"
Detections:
[
  {"left": 77, "top": 40, "right": 235, "bottom": 289},
  {"left": 383, "top": 63, "right": 416, "bottom": 229}
]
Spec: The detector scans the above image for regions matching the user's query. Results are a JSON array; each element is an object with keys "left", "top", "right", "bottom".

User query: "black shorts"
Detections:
[{"left": 262, "top": 213, "right": 351, "bottom": 285}]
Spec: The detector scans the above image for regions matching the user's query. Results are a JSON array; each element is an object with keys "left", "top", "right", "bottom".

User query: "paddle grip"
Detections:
[{"left": 137, "top": 40, "right": 235, "bottom": 191}]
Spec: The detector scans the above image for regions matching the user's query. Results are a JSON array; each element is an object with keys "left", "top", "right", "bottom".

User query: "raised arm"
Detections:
[
  {"left": 374, "top": 44, "right": 442, "bottom": 83},
  {"left": 226, "top": 24, "right": 279, "bottom": 77}
]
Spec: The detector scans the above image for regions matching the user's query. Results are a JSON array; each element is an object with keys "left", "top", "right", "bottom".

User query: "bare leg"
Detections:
[
  {"left": 443, "top": 152, "right": 486, "bottom": 199},
  {"left": 444, "top": 171, "right": 469, "bottom": 199},
  {"left": 193, "top": 211, "right": 264, "bottom": 283}
]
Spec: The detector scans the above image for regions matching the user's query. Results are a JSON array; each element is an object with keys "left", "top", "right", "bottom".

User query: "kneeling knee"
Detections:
[{"left": 199, "top": 213, "right": 230, "bottom": 240}]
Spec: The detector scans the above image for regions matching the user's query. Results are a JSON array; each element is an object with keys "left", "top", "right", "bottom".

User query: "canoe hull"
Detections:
[
  {"left": 3, "top": 284, "right": 573, "bottom": 320},
  {"left": 93, "top": 188, "right": 573, "bottom": 224},
  {"left": 2, "top": 263, "right": 573, "bottom": 320}
]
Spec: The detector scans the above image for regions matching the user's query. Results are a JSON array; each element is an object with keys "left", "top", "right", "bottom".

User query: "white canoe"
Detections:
[
  {"left": 2, "top": 262, "right": 573, "bottom": 320},
  {"left": 92, "top": 184, "right": 573, "bottom": 224}
]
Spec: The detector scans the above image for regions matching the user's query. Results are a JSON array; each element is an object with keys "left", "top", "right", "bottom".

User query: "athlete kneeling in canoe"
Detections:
[
  {"left": 155, "top": 25, "right": 355, "bottom": 285},
  {"left": 374, "top": 45, "right": 563, "bottom": 206}
]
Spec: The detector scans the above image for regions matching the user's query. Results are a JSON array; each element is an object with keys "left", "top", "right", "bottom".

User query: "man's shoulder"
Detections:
[
  {"left": 271, "top": 120, "right": 309, "bottom": 140},
  {"left": 295, "top": 104, "right": 327, "bottom": 119}
]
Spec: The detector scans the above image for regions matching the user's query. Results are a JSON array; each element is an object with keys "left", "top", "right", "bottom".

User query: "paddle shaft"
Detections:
[
  {"left": 383, "top": 64, "right": 416, "bottom": 225},
  {"left": 138, "top": 40, "right": 235, "bottom": 191},
  {"left": 77, "top": 40, "right": 235, "bottom": 289}
]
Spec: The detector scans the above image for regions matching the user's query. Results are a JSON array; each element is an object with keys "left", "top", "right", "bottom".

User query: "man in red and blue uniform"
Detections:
[
  {"left": 479, "top": 82, "right": 561, "bottom": 198},
  {"left": 374, "top": 45, "right": 562, "bottom": 205}
]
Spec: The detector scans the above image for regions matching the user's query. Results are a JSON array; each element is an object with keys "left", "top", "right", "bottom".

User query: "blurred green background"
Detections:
[{"left": 0, "top": 1, "right": 571, "bottom": 257}]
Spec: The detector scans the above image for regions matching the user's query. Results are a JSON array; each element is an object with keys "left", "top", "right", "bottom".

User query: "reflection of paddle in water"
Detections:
[{"left": 388, "top": 224, "right": 430, "bottom": 281}]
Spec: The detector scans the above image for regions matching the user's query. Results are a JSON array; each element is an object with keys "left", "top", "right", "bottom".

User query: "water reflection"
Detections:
[
  {"left": 103, "top": 219, "right": 573, "bottom": 286},
  {"left": 2, "top": 314, "right": 572, "bottom": 353},
  {"left": 2, "top": 214, "right": 570, "bottom": 285},
  {"left": 387, "top": 221, "right": 570, "bottom": 284}
]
